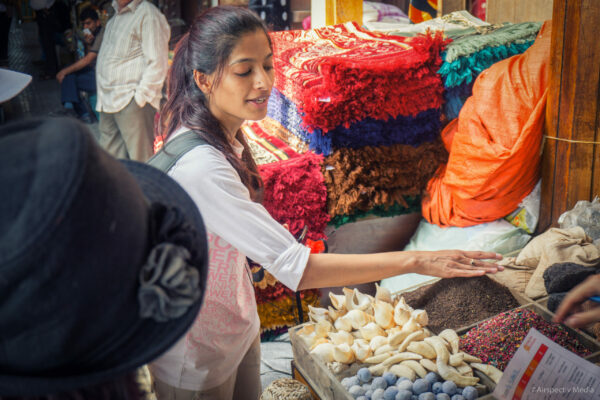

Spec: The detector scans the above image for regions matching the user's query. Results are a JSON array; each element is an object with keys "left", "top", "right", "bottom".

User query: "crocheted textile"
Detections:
[
  {"left": 438, "top": 22, "right": 541, "bottom": 119},
  {"left": 258, "top": 152, "right": 329, "bottom": 241},
  {"left": 267, "top": 87, "right": 442, "bottom": 155},
  {"left": 270, "top": 22, "right": 447, "bottom": 132},
  {"left": 440, "top": 41, "right": 535, "bottom": 120},
  {"left": 443, "top": 22, "right": 542, "bottom": 64},
  {"left": 324, "top": 140, "right": 447, "bottom": 218},
  {"left": 440, "top": 41, "right": 536, "bottom": 89}
]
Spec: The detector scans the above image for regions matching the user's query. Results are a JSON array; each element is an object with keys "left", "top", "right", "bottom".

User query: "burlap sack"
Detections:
[
  {"left": 520, "top": 227, "right": 600, "bottom": 298},
  {"left": 487, "top": 256, "right": 534, "bottom": 296}
]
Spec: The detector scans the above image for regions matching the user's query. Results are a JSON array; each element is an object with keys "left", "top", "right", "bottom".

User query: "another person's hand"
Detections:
[
  {"left": 553, "top": 274, "right": 600, "bottom": 329},
  {"left": 56, "top": 70, "right": 67, "bottom": 84},
  {"left": 414, "top": 250, "right": 503, "bottom": 278}
]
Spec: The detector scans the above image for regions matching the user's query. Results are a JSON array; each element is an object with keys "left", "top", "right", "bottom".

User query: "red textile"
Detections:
[
  {"left": 422, "top": 22, "right": 551, "bottom": 227},
  {"left": 270, "top": 22, "right": 447, "bottom": 132},
  {"left": 242, "top": 121, "right": 301, "bottom": 161},
  {"left": 258, "top": 152, "right": 329, "bottom": 241}
]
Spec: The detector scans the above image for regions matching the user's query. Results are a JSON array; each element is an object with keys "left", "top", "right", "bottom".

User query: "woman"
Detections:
[{"left": 148, "top": 6, "right": 503, "bottom": 400}]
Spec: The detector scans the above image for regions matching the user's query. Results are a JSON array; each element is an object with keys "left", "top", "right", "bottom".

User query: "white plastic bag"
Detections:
[{"left": 558, "top": 196, "right": 600, "bottom": 247}]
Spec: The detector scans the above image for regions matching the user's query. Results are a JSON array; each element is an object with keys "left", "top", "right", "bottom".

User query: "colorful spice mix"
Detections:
[{"left": 460, "top": 308, "right": 593, "bottom": 370}]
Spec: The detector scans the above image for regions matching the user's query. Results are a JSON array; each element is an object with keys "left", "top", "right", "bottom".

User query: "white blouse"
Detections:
[{"left": 148, "top": 128, "right": 310, "bottom": 390}]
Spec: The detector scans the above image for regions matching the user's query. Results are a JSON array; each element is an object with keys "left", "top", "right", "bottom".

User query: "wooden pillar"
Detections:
[
  {"left": 311, "top": 0, "right": 362, "bottom": 28},
  {"left": 538, "top": 0, "right": 600, "bottom": 232}
]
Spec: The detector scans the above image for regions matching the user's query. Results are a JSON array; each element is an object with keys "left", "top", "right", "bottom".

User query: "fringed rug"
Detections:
[
  {"left": 259, "top": 152, "right": 329, "bottom": 241},
  {"left": 324, "top": 140, "right": 448, "bottom": 218},
  {"left": 270, "top": 22, "right": 447, "bottom": 132}
]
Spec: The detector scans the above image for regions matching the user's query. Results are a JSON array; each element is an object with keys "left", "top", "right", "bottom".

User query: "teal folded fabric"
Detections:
[{"left": 443, "top": 22, "right": 542, "bottom": 63}]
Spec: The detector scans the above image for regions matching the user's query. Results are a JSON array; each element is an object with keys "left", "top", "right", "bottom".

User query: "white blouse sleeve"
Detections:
[{"left": 167, "top": 145, "right": 311, "bottom": 291}]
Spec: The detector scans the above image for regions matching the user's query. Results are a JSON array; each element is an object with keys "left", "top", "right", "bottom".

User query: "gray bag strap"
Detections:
[{"left": 147, "top": 131, "right": 208, "bottom": 172}]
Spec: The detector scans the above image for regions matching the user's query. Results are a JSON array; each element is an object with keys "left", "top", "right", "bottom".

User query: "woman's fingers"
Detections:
[
  {"left": 448, "top": 268, "right": 487, "bottom": 278},
  {"left": 457, "top": 257, "right": 503, "bottom": 272},
  {"left": 423, "top": 250, "right": 503, "bottom": 278},
  {"left": 462, "top": 251, "right": 503, "bottom": 260},
  {"left": 454, "top": 262, "right": 500, "bottom": 275}
]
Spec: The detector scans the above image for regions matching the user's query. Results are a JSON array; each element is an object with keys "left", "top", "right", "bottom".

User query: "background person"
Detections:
[
  {"left": 96, "top": 0, "right": 170, "bottom": 161},
  {"left": 0, "top": 117, "right": 208, "bottom": 399},
  {"left": 51, "top": 6, "right": 104, "bottom": 123},
  {"left": 148, "top": 7, "right": 503, "bottom": 400}
]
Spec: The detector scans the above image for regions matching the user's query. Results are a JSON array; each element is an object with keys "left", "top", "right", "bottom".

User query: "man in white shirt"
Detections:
[{"left": 95, "top": 0, "right": 170, "bottom": 161}]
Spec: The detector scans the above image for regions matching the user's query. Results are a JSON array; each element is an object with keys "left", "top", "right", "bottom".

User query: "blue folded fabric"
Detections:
[{"left": 267, "top": 88, "right": 441, "bottom": 155}]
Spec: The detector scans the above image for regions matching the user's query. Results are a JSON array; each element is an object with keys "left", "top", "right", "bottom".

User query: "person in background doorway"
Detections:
[
  {"left": 50, "top": 6, "right": 104, "bottom": 123},
  {"left": 96, "top": 0, "right": 170, "bottom": 162}
]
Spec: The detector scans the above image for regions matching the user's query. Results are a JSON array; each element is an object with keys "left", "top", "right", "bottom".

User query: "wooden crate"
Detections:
[
  {"left": 289, "top": 324, "right": 355, "bottom": 400},
  {"left": 291, "top": 360, "right": 322, "bottom": 400}
]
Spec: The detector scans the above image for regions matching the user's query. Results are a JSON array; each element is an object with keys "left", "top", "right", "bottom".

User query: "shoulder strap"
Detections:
[{"left": 147, "top": 131, "right": 208, "bottom": 172}]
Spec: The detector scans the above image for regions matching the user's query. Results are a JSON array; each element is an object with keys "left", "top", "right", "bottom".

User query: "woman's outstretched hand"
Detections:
[
  {"left": 298, "top": 249, "right": 504, "bottom": 290},
  {"left": 414, "top": 250, "right": 504, "bottom": 278}
]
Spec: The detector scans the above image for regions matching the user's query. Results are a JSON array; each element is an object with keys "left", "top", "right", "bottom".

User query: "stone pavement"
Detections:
[{"left": 1, "top": 19, "right": 100, "bottom": 138}]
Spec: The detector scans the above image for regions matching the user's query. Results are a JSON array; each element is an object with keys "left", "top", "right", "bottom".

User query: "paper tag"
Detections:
[{"left": 493, "top": 328, "right": 600, "bottom": 400}]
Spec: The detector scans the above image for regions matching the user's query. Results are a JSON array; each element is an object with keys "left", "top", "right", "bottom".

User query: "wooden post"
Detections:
[
  {"left": 311, "top": 0, "right": 362, "bottom": 28},
  {"left": 439, "top": 0, "right": 466, "bottom": 17},
  {"left": 538, "top": 0, "right": 600, "bottom": 232},
  {"left": 485, "top": 0, "right": 553, "bottom": 24}
]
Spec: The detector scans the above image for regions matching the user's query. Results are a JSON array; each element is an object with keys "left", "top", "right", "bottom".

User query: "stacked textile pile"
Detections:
[
  {"left": 438, "top": 22, "right": 542, "bottom": 119},
  {"left": 241, "top": 125, "right": 329, "bottom": 339},
  {"left": 266, "top": 22, "right": 448, "bottom": 225}
]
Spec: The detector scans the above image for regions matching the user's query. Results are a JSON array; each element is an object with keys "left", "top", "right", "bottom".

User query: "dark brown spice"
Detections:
[{"left": 400, "top": 276, "right": 521, "bottom": 334}]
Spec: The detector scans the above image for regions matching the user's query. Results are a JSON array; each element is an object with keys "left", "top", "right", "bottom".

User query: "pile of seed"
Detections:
[
  {"left": 400, "top": 276, "right": 520, "bottom": 333},
  {"left": 460, "top": 308, "right": 593, "bottom": 370}
]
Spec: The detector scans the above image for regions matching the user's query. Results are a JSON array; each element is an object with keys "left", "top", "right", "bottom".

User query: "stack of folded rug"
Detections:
[{"left": 262, "top": 22, "right": 448, "bottom": 226}]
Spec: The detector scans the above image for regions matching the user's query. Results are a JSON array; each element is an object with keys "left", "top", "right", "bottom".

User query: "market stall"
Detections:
[{"left": 236, "top": 2, "right": 600, "bottom": 397}]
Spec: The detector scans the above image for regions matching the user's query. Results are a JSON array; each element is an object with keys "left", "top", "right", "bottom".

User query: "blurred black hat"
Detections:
[{"left": 0, "top": 118, "right": 208, "bottom": 396}]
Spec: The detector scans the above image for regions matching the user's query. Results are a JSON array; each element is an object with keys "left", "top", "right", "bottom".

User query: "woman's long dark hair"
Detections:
[{"left": 160, "top": 6, "right": 269, "bottom": 201}]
